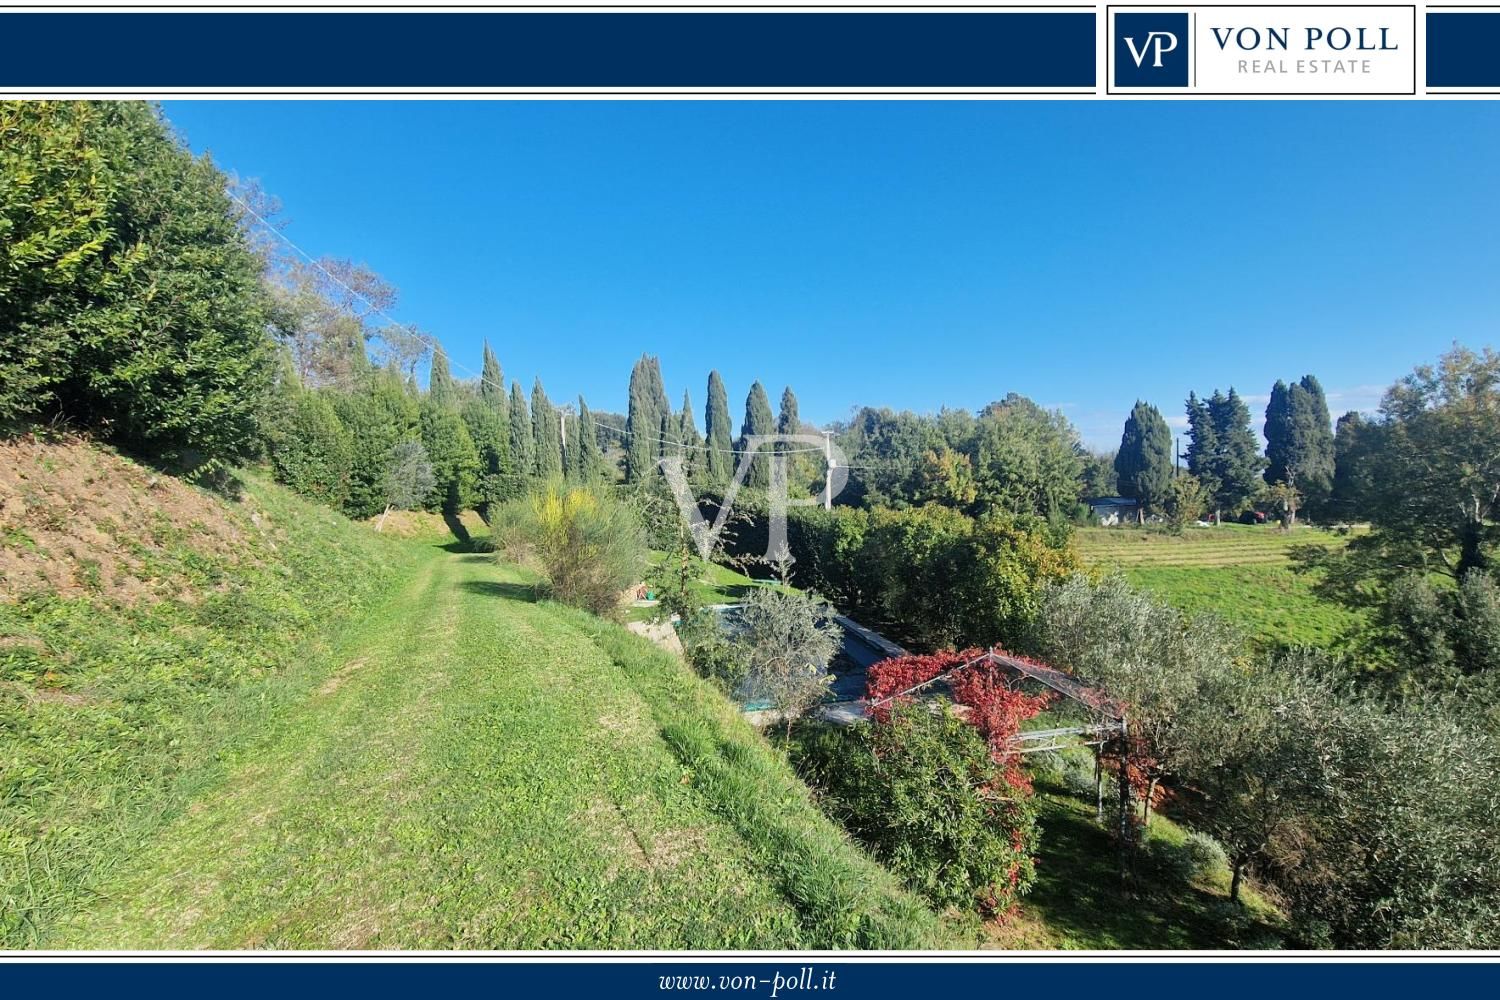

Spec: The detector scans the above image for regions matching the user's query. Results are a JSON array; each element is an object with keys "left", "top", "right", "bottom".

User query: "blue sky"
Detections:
[{"left": 163, "top": 101, "right": 1500, "bottom": 450}]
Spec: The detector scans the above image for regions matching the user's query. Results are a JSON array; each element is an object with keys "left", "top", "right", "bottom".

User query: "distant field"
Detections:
[{"left": 1075, "top": 524, "right": 1365, "bottom": 650}]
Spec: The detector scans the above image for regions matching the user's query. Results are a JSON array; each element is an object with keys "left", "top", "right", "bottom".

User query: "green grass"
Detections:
[
  {"left": 1076, "top": 525, "right": 1365, "bottom": 649},
  {"left": 1, "top": 472, "right": 420, "bottom": 945},
  {"left": 995, "top": 762, "right": 1285, "bottom": 949},
  {"left": 14, "top": 534, "right": 952, "bottom": 948}
]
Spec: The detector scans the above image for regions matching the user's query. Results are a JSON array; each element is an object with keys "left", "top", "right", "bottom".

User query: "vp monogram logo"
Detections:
[
  {"left": 1124, "top": 30, "right": 1179, "bottom": 68},
  {"left": 1114, "top": 12, "right": 1190, "bottom": 88}
]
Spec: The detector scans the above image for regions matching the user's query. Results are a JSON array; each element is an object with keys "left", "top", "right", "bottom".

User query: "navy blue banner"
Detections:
[
  {"left": 0, "top": 11, "right": 1096, "bottom": 90},
  {"left": 2, "top": 961, "right": 1498, "bottom": 998},
  {"left": 1427, "top": 11, "right": 1500, "bottom": 88}
]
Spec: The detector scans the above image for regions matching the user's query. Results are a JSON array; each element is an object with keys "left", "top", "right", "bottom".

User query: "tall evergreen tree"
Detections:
[
  {"left": 462, "top": 394, "right": 511, "bottom": 518},
  {"left": 678, "top": 389, "right": 704, "bottom": 478},
  {"left": 508, "top": 380, "right": 533, "bottom": 480},
  {"left": 332, "top": 365, "right": 421, "bottom": 519},
  {"left": 419, "top": 396, "right": 480, "bottom": 515},
  {"left": 576, "top": 396, "right": 606, "bottom": 482},
  {"left": 532, "top": 377, "right": 564, "bottom": 479},
  {"left": 428, "top": 345, "right": 459, "bottom": 409},
  {"left": 1265, "top": 375, "right": 1336, "bottom": 520},
  {"left": 480, "top": 340, "right": 505, "bottom": 410},
  {"left": 644, "top": 355, "right": 670, "bottom": 458},
  {"left": 625, "top": 355, "right": 662, "bottom": 482},
  {"left": 1114, "top": 401, "right": 1174, "bottom": 522},
  {"left": 740, "top": 381, "right": 776, "bottom": 489},
  {"left": 705, "top": 370, "right": 733, "bottom": 484},
  {"left": 1330, "top": 410, "right": 1376, "bottom": 520},
  {"left": 1187, "top": 388, "right": 1264, "bottom": 521}
]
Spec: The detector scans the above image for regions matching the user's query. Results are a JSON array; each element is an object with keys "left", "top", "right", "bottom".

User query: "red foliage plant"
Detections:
[{"left": 866, "top": 647, "right": 1053, "bottom": 792}]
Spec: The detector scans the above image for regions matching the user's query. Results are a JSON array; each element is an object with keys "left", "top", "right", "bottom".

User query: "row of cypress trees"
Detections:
[{"left": 624, "top": 354, "right": 807, "bottom": 490}]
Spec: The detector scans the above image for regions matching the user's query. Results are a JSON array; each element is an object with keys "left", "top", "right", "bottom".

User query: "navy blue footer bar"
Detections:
[
  {"left": 3, "top": 962, "right": 1498, "bottom": 999},
  {"left": 0, "top": 11, "right": 1097, "bottom": 90}
]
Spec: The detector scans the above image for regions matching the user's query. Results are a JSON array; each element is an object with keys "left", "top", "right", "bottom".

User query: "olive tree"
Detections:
[
  {"left": 378, "top": 439, "right": 436, "bottom": 530},
  {"left": 734, "top": 588, "right": 840, "bottom": 735}
]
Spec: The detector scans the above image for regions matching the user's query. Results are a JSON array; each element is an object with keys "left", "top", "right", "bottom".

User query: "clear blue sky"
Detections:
[{"left": 162, "top": 100, "right": 1500, "bottom": 450}]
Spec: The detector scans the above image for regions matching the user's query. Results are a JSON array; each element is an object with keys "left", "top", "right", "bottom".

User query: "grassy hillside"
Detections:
[
  {"left": 1076, "top": 524, "right": 1364, "bottom": 649},
  {"left": 1, "top": 432, "right": 424, "bottom": 944},
  {"left": 2, "top": 435, "right": 952, "bottom": 948}
]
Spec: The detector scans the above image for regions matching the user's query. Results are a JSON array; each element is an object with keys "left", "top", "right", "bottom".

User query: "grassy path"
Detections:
[{"left": 50, "top": 544, "right": 943, "bottom": 949}]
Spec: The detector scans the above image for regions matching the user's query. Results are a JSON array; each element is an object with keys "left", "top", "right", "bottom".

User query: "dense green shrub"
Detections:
[
  {"left": 494, "top": 485, "right": 646, "bottom": 618},
  {"left": 419, "top": 397, "right": 481, "bottom": 515},
  {"left": 1, "top": 101, "right": 275, "bottom": 467},
  {"left": 268, "top": 390, "right": 354, "bottom": 506},
  {"left": 790, "top": 702, "right": 1039, "bottom": 915},
  {"left": 700, "top": 494, "right": 1078, "bottom": 652}
]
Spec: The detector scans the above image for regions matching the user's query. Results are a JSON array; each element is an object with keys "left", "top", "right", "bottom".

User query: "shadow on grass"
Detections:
[
  {"left": 1023, "top": 788, "right": 1282, "bottom": 949},
  {"left": 459, "top": 580, "right": 537, "bottom": 603}
]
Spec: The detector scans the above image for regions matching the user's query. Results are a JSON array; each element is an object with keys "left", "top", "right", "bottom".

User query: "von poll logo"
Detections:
[{"left": 1114, "top": 12, "right": 1190, "bottom": 87}]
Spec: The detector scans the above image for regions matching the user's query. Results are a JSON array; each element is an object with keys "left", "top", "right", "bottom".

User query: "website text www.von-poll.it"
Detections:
[{"left": 659, "top": 968, "right": 837, "bottom": 996}]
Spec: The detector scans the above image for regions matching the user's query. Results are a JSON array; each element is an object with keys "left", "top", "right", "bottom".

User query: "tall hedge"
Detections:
[{"left": 0, "top": 101, "right": 274, "bottom": 468}]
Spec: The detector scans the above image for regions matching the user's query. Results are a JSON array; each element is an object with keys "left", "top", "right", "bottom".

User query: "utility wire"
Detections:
[{"left": 232, "top": 191, "right": 828, "bottom": 458}]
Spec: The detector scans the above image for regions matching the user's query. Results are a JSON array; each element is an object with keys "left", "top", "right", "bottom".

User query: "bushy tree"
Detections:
[
  {"left": 0, "top": 101, "right": 110, "bottom": 421},
  {"left": 574, "top": 396, "right": 607, "bottom": 482},
  {"left": 1, "top": 101, "right": 276, "bottom": 468},
  {"left": 677, "top": 389, "right": 704, "bottom": 480},
  {"left": 1369, "top": 346, "right": 1500, "bottom": 577},
  {"left": 378, "top": 439, "right": 435, "bottom": 530},
  {"left": 461, "top": 394, "right": 511, "bottom": 519},
  {"left": 1115, "top": 401, "right": 1174, "bottom": 522},
  {"left": 792, "top": 701, "right": 1039, "bottom": 914},
  {"left": 733, "top": 588, "right": 839, "bottom": 735},
  {"left": 972, "top": 394, "right": 1085, "bottom": 520},
  {"left": 419, "top": 397, "right": 480, "bottom": 514},
  {"left": 269, "top": 390, "right": 354, "bottom": 506},
  {"left": 333, "top": 366, "right": 420, "bottom": 518},
  {"left": 479, "top": 340, "right": 505, "bottom": 409},
  {"left": 625, "top": 354, "right": 668, "bottom": 482}
]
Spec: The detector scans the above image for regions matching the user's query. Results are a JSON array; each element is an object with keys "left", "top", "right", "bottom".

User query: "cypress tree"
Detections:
[
  {"left": 462, "top": 394, "right": 511, "bottom": 517},
  {"left": 532, "top": 377, "right": 564, "bottom": 479},
  {"left": 678, "top": 389, "right": 704, "bottom": 478},
  {"left": 480, "top": 340, "right": 505, "bottom": 410},
  {"left": 705, "top": 370, "right": 733, "bottom": 484},
  {"left": 1264, "top": 379, "right": 1295, "bottom": 486},
  {"left": 419, "top": 396, "right": 480, "bottom": 515},
  {"left": 428, "top": 346, "right": 458, "bottom": 409},
  {"left": 740, "top": 381, "right": 776, "bottom": 489},
  {"left": 508, "top": 380, "right": 533, "bottom": 479},
  {"left": 576, "top": 396, "right": 605, "bottom": 482},
  {"left": 645, "top": 356, "right": 670, "bottom": 458},
  {"left": 1114, "top": 400, "right": 1174, "bottom": 522},
  {"left": 625, "top": 355, "right": 661, "bottom": 482},
  {"left": 659, "top": 409, "right": 680, "bottom": 470}
]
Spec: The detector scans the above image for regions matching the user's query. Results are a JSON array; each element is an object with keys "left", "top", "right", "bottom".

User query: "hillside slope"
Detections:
[{"left": 2, "top": 435, "right": 951, "bottom": 948}]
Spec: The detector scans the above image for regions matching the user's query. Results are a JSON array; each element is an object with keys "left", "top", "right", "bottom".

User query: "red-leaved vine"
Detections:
[{"left": 866, "top": 648, "right": 1053, "bottom": 917}]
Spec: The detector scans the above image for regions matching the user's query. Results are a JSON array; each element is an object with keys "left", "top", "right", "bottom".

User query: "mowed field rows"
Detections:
[{"left": 1075, "top": 525, "right": 1365, "bottom": 649}]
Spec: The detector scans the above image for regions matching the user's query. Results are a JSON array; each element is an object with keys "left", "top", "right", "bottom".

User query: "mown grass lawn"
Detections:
[
  {"left": 1076, "top": 525, "right": 1365, "bottom": 649},
  {"left": 39, "top": 545, "right": 952, "bottom": 949}
]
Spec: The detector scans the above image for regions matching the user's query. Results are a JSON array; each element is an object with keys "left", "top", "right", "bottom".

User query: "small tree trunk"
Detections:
[
  {"left": 1117, "top": 755, "right": 1134, "bottom": 877},
  {"left": 1230, "top": 857, "right": 1246, "bottom": 903},
  {"left": 1136, "top": 505, "right": 1144, "bottom": 526},
  {"left": 1094, "top": 750, "right": 1104, "bottom": 822},
  {"left": 1143, "top": 776, "right": 1158, "bottom": 827},
  {"left": 376, "top": 504, "right": 393, "bottom": 532}
]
